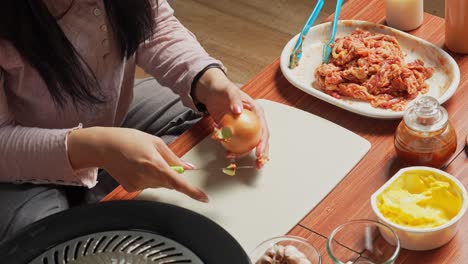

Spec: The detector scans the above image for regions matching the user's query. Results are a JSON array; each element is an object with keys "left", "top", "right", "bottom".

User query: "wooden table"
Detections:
[{"left": 103, "top": 0, "right": 468, "bottom": 262}]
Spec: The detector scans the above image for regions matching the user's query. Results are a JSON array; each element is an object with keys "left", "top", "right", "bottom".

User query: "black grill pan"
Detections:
[{"left": 0, "top": 200, "right": 250, "bottom": 264}]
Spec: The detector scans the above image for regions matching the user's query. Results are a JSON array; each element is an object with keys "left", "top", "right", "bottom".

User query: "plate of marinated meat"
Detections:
[{"left": 280, "top": 20, "right": 460, "bottom": 119}]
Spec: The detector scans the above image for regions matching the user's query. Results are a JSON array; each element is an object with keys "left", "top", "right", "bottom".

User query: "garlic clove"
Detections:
[
  {"left": 256, "top": 255, "right": 273, "bottom": 264},
  {"left": 287, "top": 255, "right": 312, "bottom": 264},
  {"left": 284, "top": 245, "right": 300, "bottom": 257},
  {"left": 265, "top": 247, "right": 276, "bottom": 258},
  {"left": 275, "top": 245, "right": 286, "bottom": 258}
]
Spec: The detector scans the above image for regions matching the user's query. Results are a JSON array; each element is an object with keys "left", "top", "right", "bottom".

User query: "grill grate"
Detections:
[{"left": 30, "top": 231, "right": 204, "bottom": 264}]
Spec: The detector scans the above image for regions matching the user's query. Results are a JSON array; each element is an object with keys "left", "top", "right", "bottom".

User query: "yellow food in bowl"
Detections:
[{"left": 377, "top": 170, "right": 463, "bottom": 228}]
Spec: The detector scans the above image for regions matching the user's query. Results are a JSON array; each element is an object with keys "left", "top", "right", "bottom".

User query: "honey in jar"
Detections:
[{"left": 394, "top": 96, "right": 457, "bottom": 168}]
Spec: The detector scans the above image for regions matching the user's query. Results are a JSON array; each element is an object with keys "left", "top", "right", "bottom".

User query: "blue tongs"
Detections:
[
  {"left": 323, "top": 0, "right": 344, "bottom": 64},
  {"left": 289, "top": 0, "right": 324, "bottom": 69},
  {"left": 289, "top": 0, "right": 344, "bottom": 69}
]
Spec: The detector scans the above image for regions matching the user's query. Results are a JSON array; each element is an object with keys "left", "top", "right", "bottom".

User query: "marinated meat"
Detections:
[{"left": 315, "top": 29, "right": 433, "bottom": 111}]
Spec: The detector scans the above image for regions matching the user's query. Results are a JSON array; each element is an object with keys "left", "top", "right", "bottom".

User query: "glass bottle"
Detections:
[
  {"left": 394, "top": 96, "right": 457, "bottom": 168},
  {"left": 445, "top": 0, "right": 468, "bottom": 54}
]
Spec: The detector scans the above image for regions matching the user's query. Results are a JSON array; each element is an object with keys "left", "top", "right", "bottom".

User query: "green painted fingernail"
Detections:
[{"left": 171, "top": 166, "right": 185, "bottom": 174}]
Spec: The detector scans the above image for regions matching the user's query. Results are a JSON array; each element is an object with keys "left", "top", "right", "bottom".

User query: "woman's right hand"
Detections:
[{"left": 67, "top": 127, "right": 208, "bottom": 203}]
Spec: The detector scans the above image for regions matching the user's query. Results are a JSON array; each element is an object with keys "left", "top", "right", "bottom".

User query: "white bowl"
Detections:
[
  {"left": 280, "top": 20, "right": 460, "bottom": 119},
  {"left": 371, "top": 166, "right": 468, "bottom": 250}
]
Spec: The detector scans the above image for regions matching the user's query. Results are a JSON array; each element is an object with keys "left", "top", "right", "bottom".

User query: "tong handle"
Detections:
[
  {"left": 289, "top": 0, "right": 325, "bottom": 69},
  {"left": 323, "top": 0, "right": 344, "bottom": 63},
  {"left": 300, "top": 0, "right": 325, "bottom": 38}
]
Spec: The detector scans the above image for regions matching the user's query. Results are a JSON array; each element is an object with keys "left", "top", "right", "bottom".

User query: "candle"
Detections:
[{"left": 385, "top": 0, "right": 424, "bottom": 31}]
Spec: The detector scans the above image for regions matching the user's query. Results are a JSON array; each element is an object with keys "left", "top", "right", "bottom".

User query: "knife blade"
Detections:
[{"left": 170, "top": 165, "right": 255, "bottom": 174}]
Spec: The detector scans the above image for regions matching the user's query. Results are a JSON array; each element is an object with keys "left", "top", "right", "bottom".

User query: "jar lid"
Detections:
[{"left": 403, "top": 96, "right": 448, "bottom": 132}]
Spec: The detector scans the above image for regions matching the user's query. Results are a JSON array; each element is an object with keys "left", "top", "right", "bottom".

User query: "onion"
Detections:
[{"left": 212, "top": 109, "right": 262, "bottom": 154}]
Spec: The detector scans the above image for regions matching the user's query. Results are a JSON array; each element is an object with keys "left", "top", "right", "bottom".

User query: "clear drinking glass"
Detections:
[
  {"left": 250, "top": 235, "right": 322, "bottom": 264},
  {"left": 327, "top": 220, "right": 400, "bottom": 264}
]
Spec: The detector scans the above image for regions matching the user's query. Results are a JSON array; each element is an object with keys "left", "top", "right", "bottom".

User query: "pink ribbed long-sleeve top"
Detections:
[{"left": 0, "top": 0, "right": 221, "bottom": 187}]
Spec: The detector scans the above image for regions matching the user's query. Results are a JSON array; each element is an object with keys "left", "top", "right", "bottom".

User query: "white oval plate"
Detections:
[{"left": 280, "top": 20, "right": 460, "bottom": 119}]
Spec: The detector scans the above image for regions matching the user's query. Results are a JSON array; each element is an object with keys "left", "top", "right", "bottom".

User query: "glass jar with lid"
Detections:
[{"left": 394, "top": 96, "right": 457, "bottom": 168}]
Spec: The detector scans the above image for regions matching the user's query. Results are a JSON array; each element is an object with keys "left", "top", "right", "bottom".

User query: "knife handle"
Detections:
[{"left": 170, "top": 166, "right": 185, "bottom": 174}]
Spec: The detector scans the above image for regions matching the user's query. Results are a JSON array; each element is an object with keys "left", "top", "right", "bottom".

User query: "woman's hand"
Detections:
[
  {"left": 194, "top": 68, "right": 270, "bottom": 166},
  {"left": 67, "top": 127, "right": 208, "bottom": 203}
]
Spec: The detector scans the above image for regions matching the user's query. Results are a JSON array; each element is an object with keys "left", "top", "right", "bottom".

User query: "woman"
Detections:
[{"left": 0, "top": 0, "right": 269, "bottom": 243}]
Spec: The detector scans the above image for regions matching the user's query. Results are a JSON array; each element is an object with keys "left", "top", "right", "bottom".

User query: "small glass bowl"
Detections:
[
  {"left": 327, "top": 219, "right": 400, "bottom": 264},
  {"left": 250, "top": 235, "right": 322, "bottom": 264}
]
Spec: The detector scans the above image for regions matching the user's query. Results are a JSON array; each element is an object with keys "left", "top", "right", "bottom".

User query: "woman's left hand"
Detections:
[{"left": 193, "top": 68, "right": 270, "bottom": 167}]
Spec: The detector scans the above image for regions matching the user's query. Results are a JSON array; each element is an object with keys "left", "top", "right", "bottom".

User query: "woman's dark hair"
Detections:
[{"left": 0, "top": 0, "right": 154, "bottom": 108}]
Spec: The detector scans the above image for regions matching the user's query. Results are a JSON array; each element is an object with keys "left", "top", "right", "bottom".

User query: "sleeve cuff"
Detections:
[
  {"left": 63, "top": 124, "right": 99, "bottom": 188},
  {"left": 189, "top": 63, "right": 226, "bottom": 114}
]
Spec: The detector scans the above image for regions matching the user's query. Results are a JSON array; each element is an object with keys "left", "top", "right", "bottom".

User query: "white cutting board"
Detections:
[{"left": 137, "top": 99, "right": 371, "bottom": 252}]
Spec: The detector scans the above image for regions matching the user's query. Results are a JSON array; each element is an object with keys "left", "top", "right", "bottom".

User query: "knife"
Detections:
[{"left": 170, "top": 165, "right": 255, "bottom": 175}]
